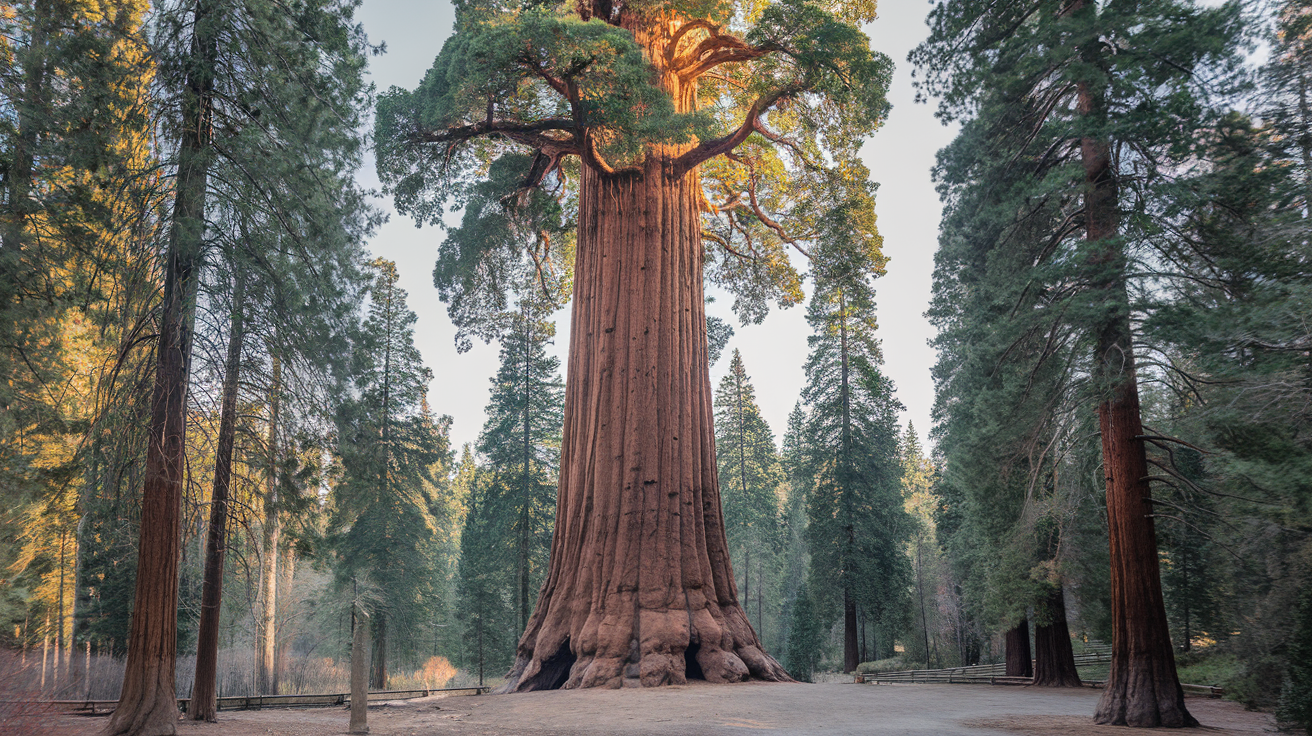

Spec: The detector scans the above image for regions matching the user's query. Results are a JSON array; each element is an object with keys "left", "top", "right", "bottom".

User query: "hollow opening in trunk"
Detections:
[
  {"left": 537, "top": 643, "right": 577, "bottom": 690},
  {"left": 684, "top": 642, "right": 705, "bottom": 681}
]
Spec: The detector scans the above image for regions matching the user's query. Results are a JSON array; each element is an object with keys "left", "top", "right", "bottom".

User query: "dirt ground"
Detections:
[{"left": 46, "top": 682, "right": 1275, "bottom": 736}]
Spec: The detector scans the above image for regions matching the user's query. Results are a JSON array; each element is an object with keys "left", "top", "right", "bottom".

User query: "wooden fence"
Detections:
[
  {"left": 859, "top": 646, "right": 1224, "bottom": 697},
  {"left": 34, "top": 685, "right": 489, "bottom": 715}
]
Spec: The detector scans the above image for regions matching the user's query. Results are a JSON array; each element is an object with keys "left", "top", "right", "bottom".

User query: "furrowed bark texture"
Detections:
[
  {"left": 1004, "top": 619, "right": 1032, "bottom": 678},
  {"left": 189, "top": 275, "right": 246, "bottom": 721},
  {"left": 105, "top": 0, "right": 213, "bottom": 731},
  {"left": 1079, "top": 70, "right": 1193, "bottom": 727},
  {"left": 496, "top": 15, "right": 788, "bottom": 692},
  {"left": 1033, "top": 587, "right": 1082, "bottom": 687}
]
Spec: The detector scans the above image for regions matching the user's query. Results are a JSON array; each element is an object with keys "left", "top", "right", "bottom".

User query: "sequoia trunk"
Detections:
[
  {"left": 499, "top": 158, "right": 784, "bottom": 689},
  {"left": 104, "top": 0, "right": 214, "bottom": 731},
  {"left": 189, "top": 274, "right": 246, "bottom": 721},
  {"left": 1079, "top": 68, "right": 1194, "bottom": 726},
  {"left": 1004, "top": 619, "right": 1032, "bottom": 678},
  {"left": 496, "top": 14, "right": 787, "bottom": 691},
  {"left": 1033, "top": 587, "right": 1082, "bottom": 687}
]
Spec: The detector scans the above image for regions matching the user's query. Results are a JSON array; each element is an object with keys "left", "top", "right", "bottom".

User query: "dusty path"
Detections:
[{"left": 50, "top": 682, "right": 1273, "bottom": 736}]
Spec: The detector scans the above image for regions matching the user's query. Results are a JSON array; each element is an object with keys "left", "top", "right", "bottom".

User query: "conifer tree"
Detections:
[
  {"left": 331, "top": 259, "right": 451, "bottom": 691},
  {"left": 801, "top": 228, "right": 912, "bottom": 672},
  {"left": 476, "top": 300, "right": 565, "bottom": 635},
  {"left": 714, "top": 350, "right": 785, "bottom": 642},
  {"left": 375, "top": 0, "right": 894, "bottom": 689},
  {"left": 914, "top": 0, "right": 1247, "bottom": 722}
]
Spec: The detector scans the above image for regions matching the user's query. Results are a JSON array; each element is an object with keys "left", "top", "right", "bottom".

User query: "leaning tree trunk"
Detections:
[
  {"left": 105, "top": 0, "right": 213, "bottom": 732},
  {"left": 497, "top": 17, "right": 787, "bottom": 690},
  {"left": 1033, "top": 586, "right": 1082, "bottom": 687},
  {"left": 1078, "top": 67, "right": 1194, "bottom": 726},
  {"left": 189, "top": 273, "right": 245, "bottom": 721},
  {"left": 1004, "top": 619, "right": 1032, "bottom": 678}
]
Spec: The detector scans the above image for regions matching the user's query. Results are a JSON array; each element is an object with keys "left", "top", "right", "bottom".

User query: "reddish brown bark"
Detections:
[
  {"left": 1076, "top": 55, "right": 1194, "bottom": 725},
  {"left": 843, "top": 593, "right": 859, "bottom": 673},
  {"left": 188, "top": 274, "right": 245, "bottom": 721},
  {"left": 1032, "top": 587, "right": 1081, "bottom": 687},
  {"left": 1004, "top": 619, "right": 1032, "bottom": 678},
  {"left": 105, "top": 1, "right": 213, "bottom": 732},
  {"left": 497, "top": 18, "right": 787, "bottom": 689}
]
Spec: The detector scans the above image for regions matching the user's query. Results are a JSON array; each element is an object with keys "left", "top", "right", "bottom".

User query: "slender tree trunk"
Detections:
[
  {"left": 843, "top": 590, "right": 859, "bottom": 673},
  {"left": 520, "top": 317, "right": 533, "bottom": 634},
  {"left": 1077, "top": 44, "right": 1194, "bottom": 725},
  {"left": 1033, "top": 587, "right": 1082, "bottom": 687},
  {"left": 498, "top": 19, "right": 786, "bottom": 689},
  {"left": 348, "top": 600, "right": 369, "bottom": 735},
  {"left": 41, "top": 621, "right": 49, "bottom": 690},
  {"left": 189, "top": 273, "right": 245, "bottom": 721},
  {"left": 256, "top": 355, "right": 281, "bottom": 695},
  {"left": 1005, "top": 619, "right": 1033, "bottom": 678},
  {"left": 917, "top": 536, "right": 931, "bottom": 668},
  {"left": 274, "top": 548, "right": 295, "bottom": 693},
  {"left": 370, "top": 612, "right": 387, "bottom": 691},
  {"left": 105, "top": 0, "right": 213, "bottom": 730}
]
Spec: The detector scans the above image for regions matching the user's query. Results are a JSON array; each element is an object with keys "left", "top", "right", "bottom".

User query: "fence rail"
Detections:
[
  {"left": 859, "top": 649, "right": 1224, "bottom": 698},
  {"left": 33, "top": 685, "right": 489, "bottom": 715}
]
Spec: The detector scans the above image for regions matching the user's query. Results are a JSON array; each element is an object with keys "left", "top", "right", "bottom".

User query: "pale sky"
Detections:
[{"left": 354, "top": 0, "right": 956, "bottom": 453}]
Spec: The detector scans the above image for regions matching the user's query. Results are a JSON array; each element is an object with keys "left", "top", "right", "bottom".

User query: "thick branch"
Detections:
[{"left": 672, "top": 89, "right": 795, "bottom": 176}]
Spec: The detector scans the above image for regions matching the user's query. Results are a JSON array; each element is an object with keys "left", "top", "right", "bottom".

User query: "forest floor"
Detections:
[{"left": 47, "top": 682, "right": 1274, "bottom": 736}]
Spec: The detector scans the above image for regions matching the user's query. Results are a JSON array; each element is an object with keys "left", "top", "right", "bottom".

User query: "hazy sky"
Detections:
[{"left": 354, "top": 0, "right": 957, "bottom": 453}]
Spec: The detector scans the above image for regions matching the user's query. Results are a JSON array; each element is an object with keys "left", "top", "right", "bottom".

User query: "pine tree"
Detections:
[
  {"left": 331, "top": 259, "right": 451, "bottom": 691},
  {"left": 714, "top": 350, "right": 785, "bottom": 645}
]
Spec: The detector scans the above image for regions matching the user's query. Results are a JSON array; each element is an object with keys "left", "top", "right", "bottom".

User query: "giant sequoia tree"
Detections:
[
  {"left": 914, "top": 0, "right": 1246, "bottom": 725},
  {"left": 376, "top": 0, "right": 892, "bottom": 689}
]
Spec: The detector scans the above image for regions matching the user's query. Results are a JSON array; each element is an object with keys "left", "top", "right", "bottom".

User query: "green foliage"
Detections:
[
  {"left": 714, "top": 349, "right": 785, "bottom": 646},
  {"left": 331, "top": 260, "right": 452, "bottom": 665},
  {"left": 800, "top": 265, "right": 912, "bottom": 633},
  {"left": 783, "top": 582, "right": 823, "bottom": 681},
  {"left": 375, "top": 0, "right": 896, "bottom": 335},
  {"left": 1279, "top": 586, "right": 1312, "bottom": 731}
]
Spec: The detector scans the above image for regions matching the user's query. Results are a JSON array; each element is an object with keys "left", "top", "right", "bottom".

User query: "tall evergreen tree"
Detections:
[
  {"left": 476, "top": 300, "right": 565, "bottom": 636},
  {"left": 331, "top": 259, "right": 451, "bottom": 691},
  {"left": 801, "top": 221, "right": 913, "bottom": 672},
  {"left": 914, "top": 0, "right": 1247, "bottom": 722},
  {"left": 714, "top": 350, "right": 785, "bottom": 646}
]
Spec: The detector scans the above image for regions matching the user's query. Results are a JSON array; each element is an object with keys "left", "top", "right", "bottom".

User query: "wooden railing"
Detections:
[
  {"left": 35, "top": 685, "right": 489, "bottom": 715},
  {"left": 859, "top": 647, "right": 1224, "bottom": 698}
]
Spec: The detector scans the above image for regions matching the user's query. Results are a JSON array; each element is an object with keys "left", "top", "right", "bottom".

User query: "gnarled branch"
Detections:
[{"left": 671, "top": 87, "right": 796, "bottom": 176}]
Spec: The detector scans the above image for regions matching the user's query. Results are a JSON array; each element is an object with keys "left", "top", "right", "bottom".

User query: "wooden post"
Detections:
[{"left": 349, "top": 598, "right": 369, "bottom": 734}]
